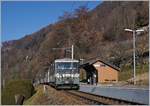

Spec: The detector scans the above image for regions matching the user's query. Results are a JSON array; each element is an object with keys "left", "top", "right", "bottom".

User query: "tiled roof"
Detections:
[{"left": 80, "top": 58, "right": 120, "bottom": 71}]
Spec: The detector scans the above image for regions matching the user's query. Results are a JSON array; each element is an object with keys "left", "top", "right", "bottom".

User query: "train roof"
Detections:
[{"left": 55, "top": 58, "right": 79, "bottom": 62}]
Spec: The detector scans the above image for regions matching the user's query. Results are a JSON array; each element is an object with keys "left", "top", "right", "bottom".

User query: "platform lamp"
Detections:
[{"left": 124, "top": 28, "right": 144, "bottom": 85}]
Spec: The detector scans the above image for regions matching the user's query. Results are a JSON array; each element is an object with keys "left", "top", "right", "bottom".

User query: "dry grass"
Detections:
[
  {"left": 2, "top": 80, "right": 35, "bottom": 105},
  {"left": 128, "top": 72, "right": 149, "bottom": 85},
  {"left": 23, "top": 85, "right": 46, "bottom": 105},
  {"left": 24, "top": 85, "right": 87, "bottom": 105},
  {"left": 119, "top": 64, "right": 148, "bottom": 82}
]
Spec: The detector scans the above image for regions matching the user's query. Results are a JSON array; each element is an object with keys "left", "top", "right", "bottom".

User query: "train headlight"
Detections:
[
  {"left": 62, "top": 74, "right": 65, "bottom": 77},
  {"left": 71, "top": 74, "right": 74, "bottom": 78}
]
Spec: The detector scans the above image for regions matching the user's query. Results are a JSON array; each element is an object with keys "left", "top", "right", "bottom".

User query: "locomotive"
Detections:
[{"left": 47, "top": 58, "right": 80, "bottom": 89}]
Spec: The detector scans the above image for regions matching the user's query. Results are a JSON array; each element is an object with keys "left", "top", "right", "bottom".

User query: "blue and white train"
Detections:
[{"left": 41, "top": 58, "right": 80, "bottom": 89}]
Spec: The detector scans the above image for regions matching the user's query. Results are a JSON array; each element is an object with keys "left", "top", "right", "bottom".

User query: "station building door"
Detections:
[{"left": 81, "top": 64, "right": 98, "bottom": 85}]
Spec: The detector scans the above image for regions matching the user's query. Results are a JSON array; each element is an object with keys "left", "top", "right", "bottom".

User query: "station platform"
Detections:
[{"left": 79, "top": 84, "right": 149, "bottom": 104}]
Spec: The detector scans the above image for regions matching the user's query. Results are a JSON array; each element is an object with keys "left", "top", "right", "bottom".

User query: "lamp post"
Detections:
[{"left": 124, "top": 28, "right": 144, "bottom": 85}]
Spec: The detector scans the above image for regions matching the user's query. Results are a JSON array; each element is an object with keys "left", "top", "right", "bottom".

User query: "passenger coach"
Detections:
[{"left": 49, "top": 58, "right": 80, "bottom": 89}]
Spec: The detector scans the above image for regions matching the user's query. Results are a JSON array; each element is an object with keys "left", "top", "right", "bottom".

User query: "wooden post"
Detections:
[
  {"left": 43, "top": 85, "right": 48, "bottom": 97},
  {"left": 44, "top": 85, "right": 46, "bottom": 93}
]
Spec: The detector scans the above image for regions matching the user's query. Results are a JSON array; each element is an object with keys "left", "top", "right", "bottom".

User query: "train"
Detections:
[{"left": 37, "top": 58, "right": 80, "bottom": 90}]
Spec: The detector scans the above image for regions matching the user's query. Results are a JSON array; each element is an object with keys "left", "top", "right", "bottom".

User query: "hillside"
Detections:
[{"left": 1, "top": 1, "right": 149, "bottom": 84}]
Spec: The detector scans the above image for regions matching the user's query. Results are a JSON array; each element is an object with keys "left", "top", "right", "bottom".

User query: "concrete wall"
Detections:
[{"left": 93, "top": 61, "right": 118, "bottom": 83}]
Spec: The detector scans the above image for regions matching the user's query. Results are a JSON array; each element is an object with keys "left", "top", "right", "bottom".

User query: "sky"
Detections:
[{"left": 1, "top": 1, "right": 102, "bottom": 42}]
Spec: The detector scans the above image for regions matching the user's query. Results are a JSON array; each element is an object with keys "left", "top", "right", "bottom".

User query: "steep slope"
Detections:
[
  {"left": 90, "top": 1, "right": 148, "bottom": 40},
  {"left": 2, "top": 1, "right": 149, "bottom": 83}
]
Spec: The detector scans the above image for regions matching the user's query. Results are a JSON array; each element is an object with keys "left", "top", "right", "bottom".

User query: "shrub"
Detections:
[{"left": 2, "top": 79, "right": 35, "bottom": 105}]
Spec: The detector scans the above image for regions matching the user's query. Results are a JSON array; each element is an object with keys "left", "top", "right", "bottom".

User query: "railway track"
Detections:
[{"left": 65, "top": 90, "right": 145, "bottom": 105}]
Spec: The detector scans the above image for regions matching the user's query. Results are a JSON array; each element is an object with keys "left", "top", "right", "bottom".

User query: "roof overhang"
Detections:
[{"left": 80, "top": 59, "right": 120, "bottom": 71}]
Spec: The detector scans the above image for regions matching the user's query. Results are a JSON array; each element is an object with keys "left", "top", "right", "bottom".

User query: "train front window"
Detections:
[{"left": 56, "top": 62, "right": 78, "bottom": 69}]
